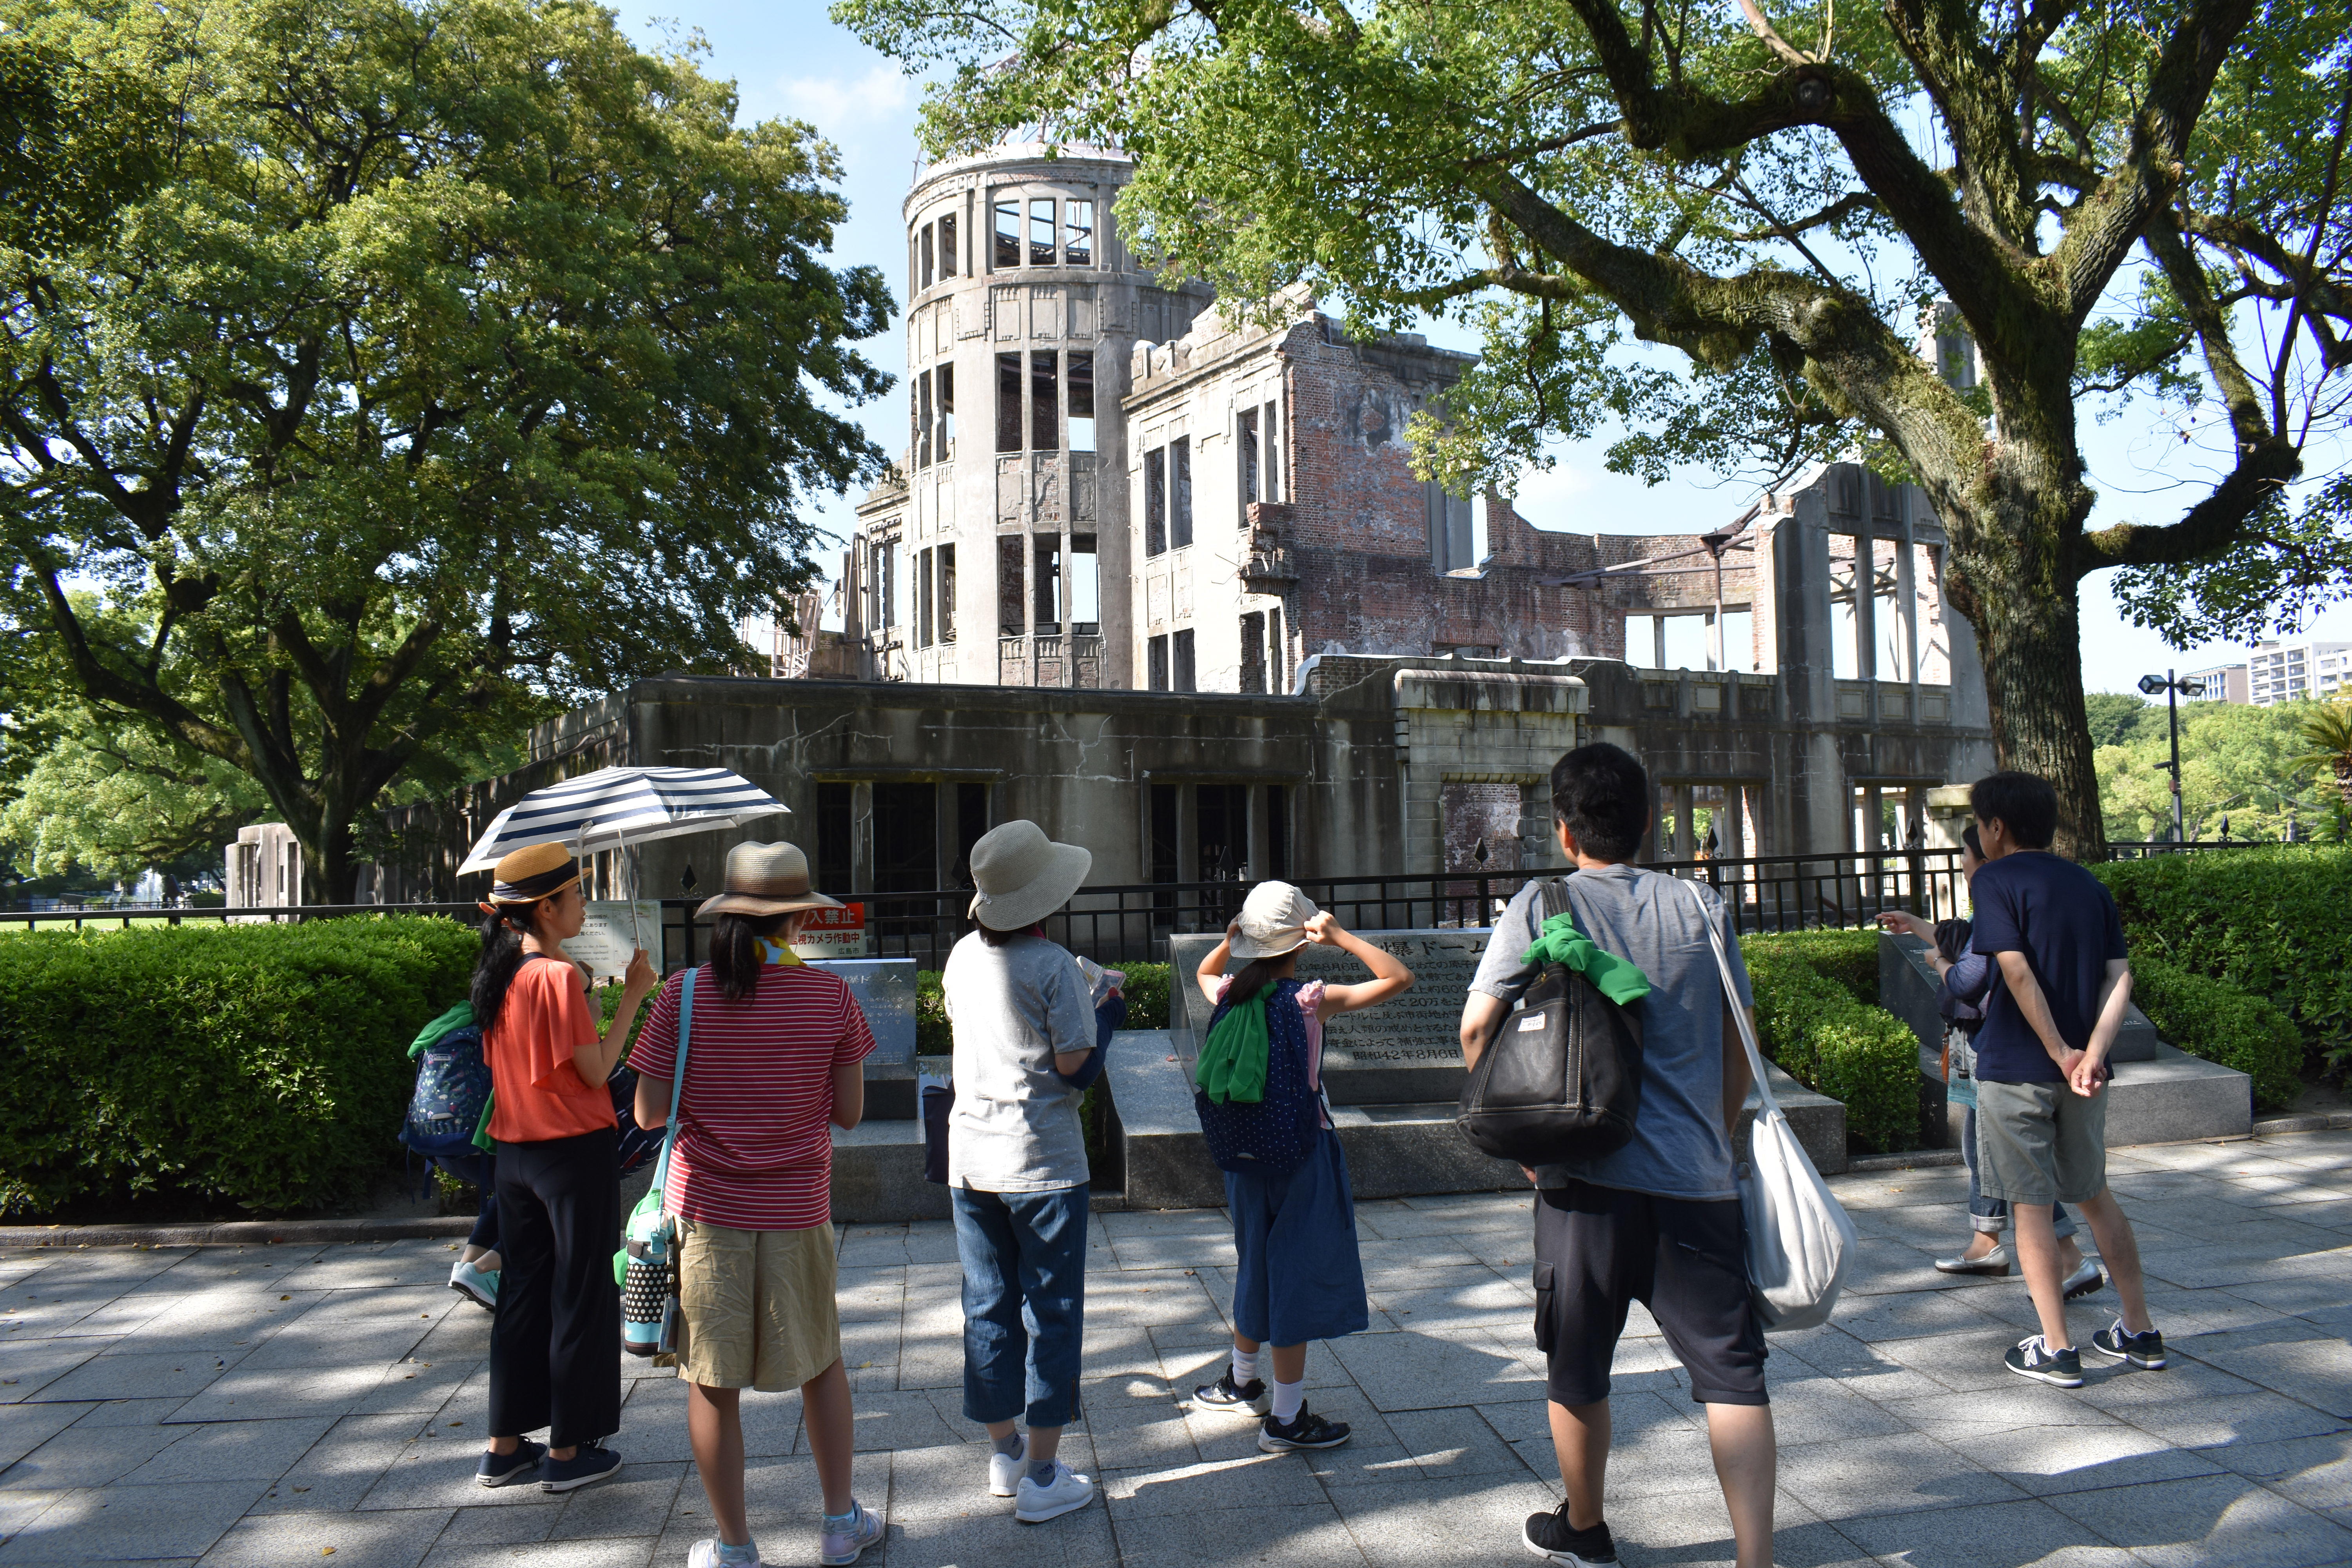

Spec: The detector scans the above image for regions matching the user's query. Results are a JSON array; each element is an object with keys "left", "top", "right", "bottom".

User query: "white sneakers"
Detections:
[
  {"left": 448, "top": 1258, "right": 498, "bottom": 1310},
  {"left": 1013, "top": 1457, "right": 1095, "bottom": 1524},
  {"left": 986, "top": 1440, "right": 1026, "bottom": 1499}
]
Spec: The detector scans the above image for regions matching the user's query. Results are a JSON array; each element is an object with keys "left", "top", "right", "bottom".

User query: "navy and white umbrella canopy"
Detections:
[{"left": 458, "top": 767, "right": 788, "bottom": 875}]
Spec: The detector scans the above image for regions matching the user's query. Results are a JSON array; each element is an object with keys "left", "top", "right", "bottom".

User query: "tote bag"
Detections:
[{"left": 1684, "top": 880, "right": 1856, "bottom": 1333}]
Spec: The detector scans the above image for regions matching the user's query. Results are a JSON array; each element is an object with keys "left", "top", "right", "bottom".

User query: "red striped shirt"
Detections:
[{"left": 628, "top": 962, "right": 876, "bottom": 1231}]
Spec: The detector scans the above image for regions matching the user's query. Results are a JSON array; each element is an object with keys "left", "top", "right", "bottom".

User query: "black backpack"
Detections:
[{"left": 1456, "top": 881, "right": 1646, "bottom": 1165}]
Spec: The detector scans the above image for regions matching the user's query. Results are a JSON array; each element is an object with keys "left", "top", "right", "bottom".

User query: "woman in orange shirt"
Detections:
[{"left": 471, "top": 842, "right": 656, "bottom": 1494}]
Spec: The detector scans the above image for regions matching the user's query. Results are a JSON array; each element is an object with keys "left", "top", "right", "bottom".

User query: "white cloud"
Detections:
[{"left": 779, "top": 64, "right": 910, "bottom": 141}]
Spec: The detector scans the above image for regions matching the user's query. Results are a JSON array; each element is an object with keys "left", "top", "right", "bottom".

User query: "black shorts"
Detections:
[{"left": 1532, "top": 1179, "right": 1768, "bottom": 1407}]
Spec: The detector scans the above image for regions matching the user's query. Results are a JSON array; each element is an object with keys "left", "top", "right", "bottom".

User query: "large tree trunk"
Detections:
[{"left": 1935, "top": 450, "right": 2109, "bottom": 862}]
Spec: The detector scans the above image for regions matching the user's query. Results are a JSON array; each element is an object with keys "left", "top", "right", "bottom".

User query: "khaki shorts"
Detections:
[
  {"left": 1976, "top": 1079, "right": 2108, "bottom": 1207},
  {"left": 675, "top": 1218, "right": 841, "bottom": 1393}
]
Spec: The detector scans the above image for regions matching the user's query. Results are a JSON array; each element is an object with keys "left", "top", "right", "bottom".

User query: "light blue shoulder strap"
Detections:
[{"left": 650, "top": 967, "right": 696, "bottom": 1196}]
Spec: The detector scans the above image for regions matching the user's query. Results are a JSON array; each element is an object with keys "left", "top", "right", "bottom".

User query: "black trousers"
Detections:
[{"left": 489, "top": 1127, "right": 621, "bottom": 1448}]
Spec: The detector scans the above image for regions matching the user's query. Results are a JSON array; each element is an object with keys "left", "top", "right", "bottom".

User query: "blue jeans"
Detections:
[
  {"left": 953, "top": 1185, "right": 1088, "bottom": 1429},
  {"left": 1965, "top": 1106, "right": 2077, "bottom": 1240},
  {"left": 437, "top": 1151, "right": 500, "bottom": 1252}
]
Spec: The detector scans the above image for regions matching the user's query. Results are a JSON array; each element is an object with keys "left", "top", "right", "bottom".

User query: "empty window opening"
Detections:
[
  {"left": 1029, "top": 198, "right": 1057, "bottom": 266},
  {"left": 996, "top": 352, "right": 1022, "bottom": 453},
  {"left": 1262, "top": 401, "right": 1281, "bottom": 501},
  {"left": 920, "top": 223, "right": 934, "bottom": 291},
  {"left": 937, "top": 363, "right": 955, "bottom": 452},
  {"left": 1033, "top": 535, "right": 1062, "bottom": 635},
  {"left": 1196, "top": 783, "right": 1249, "bottom": 885},
  {"left": 998, "top": 536, "right": 1024, "bottom": 636},
  {"left": 872, "top": 782, "right": 938, "bottom": 895},
  {"left": 1149, "top": 783, "right": 1180, "bottom": 892},
  {"left": 1239, "top": 408, "right": 1259, "bottom": 507},
  {"left": 993, "top": 197, "right": 1020, "bottom": 269},
  {"left": 881, "top": 539, "right": 899, "bottom": 631},
  {"left": 1623, "top": 611, "right": 1749, "bottom": 671},
  {"left": 1173, "top": 626, "right": 1196, "bottom": 691},
  {"left": 1148, "top": 633, "right": 1170, "bottom": 691},
  {"left": 927, "top": 545, "right": 946, "bottom": 644},
  {"left": 1071, "top": 534, "right": 1100, "bottom": 635},
  {"left": 1067, "top": 353, "right": 1095, "bottom": 452},
  {"left": 939, "top": 212, "right": 958, "bottom": 276},
  {"left": 1240, "top": 611, "right": 1267, "bottom": 694},
  {"left": 916, "top": 371, "right": 933, "bottom": 469},
  {"left": 1269, "top": 606, "right": 1285, "bottom": 691},
  {"left": 1428, "top": 482, "right": 1473, "bottom": 573},
  {"left": 815, "top": 782, "right": 854, "bottom": 888},
  {"left": 951, "top": 782, "right": 988, "bottom": 886},
  {"left": 1145, "top": 448, "right": 1167, "bottom": 557},
  {"left": 1063, "top": 200, "right": 1094, "bottom": 267},
  {"left": 1265, "top": 784, "right": 1290, "bottom": 879},
  {"left": 1171, "top": 437, "right": 1193, "bottom": 548},
  {"left": 916, "top": 547, "right": 934, "bottom": 648},
  {"left": 1031, "top": 350, "right": 1059, "bottom": 452}
]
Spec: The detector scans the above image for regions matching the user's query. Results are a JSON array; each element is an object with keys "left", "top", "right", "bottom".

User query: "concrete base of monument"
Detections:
[
  {"left": 1923, "top": 1040, "right": 2254, "bottom": 1151},
  {"left": 829, "top": 1117, "right": 951, "bottom": 1224},
  {"left": 1740, "top": 1062, "right": 1849, "bottom": 1177}
]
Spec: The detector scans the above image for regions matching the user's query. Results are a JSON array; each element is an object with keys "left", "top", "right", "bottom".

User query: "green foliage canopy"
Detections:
[
  {"left": 842, "top": 0, "right": 2352, "bottom": 855},
  {"left": 2093, "top": 699, "right": 2334, "bottom": 841},
  {"left": 0, "top": 0, "right": 893, "bottom": 901}
]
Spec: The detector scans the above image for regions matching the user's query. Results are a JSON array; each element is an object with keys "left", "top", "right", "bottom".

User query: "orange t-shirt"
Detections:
[{"left": 485, "top": 956, "right": 617, "bottom": 1143}]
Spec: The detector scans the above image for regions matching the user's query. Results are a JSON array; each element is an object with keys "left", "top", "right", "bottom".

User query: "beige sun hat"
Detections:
[
  {"left": 695, "top": 840, "right": 845, "bottom": 919},
  {"left": 1229, "top": 881, "right": 1321, "bottom": 961},
  {"left": 967, "top": 820, "right": 1092, "bottom": 931}
]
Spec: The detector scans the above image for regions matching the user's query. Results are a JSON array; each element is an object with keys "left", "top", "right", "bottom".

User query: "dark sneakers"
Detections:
[
  {"left": 1192, "top": 1369, "right": 1270, "bottom": 1416},
  {"left": 2089, "top": 1319, "right": 2168, "bottom": 1370},
  {"left": 475, "top": 1439, "right": 546, "bottom": 1488},
  {"left": 1523, "top": 1502, "right": 1617, "bottom": 1565},
  {"left": 1258, "top": 1407, "right": 1351, "bottom": 1452},
  {"left": 2005, "top": 1335, "right": 2085, "bottom": 1387},
  {"left": 540, "top": 1440, "right": 623, "bottom": 1492}
]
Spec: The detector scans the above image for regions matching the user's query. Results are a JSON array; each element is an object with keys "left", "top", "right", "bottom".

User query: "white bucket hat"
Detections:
[
  {"left": 967, "top": 820, "right": 1093, "bottom": 931},
  {"left": 1229, "top": 881, "right": 1321, "bottom": 961}
]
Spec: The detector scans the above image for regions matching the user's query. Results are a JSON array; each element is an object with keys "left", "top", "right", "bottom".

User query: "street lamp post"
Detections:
[{"left": 2138, "top": 670, "right": 2207, "bottom": 844}]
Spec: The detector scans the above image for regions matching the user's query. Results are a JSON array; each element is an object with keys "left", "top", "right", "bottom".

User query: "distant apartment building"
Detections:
[
  {"left": 2247, "top": 639, "right": 2352, "bottom": 706},
  {"left": 2183, "top": 662, "right": 2249, "bottom": 703}
]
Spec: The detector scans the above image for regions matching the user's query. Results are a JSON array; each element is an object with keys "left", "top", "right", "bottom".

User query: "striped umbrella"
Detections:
[{"left": 460, "top": 765, "right": 787, "bottom": 881}]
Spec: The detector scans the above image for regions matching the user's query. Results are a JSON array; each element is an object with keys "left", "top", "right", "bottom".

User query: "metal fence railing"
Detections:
[{"left": 2, "top": 839, "right": 2302, "bottom": 967}]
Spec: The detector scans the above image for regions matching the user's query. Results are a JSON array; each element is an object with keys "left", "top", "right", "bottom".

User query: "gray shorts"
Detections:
[{"left": 1976, "top": 1079, "right": 2107, "bottom": 1206}]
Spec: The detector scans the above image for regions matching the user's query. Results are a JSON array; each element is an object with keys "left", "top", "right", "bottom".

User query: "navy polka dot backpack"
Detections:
[{"left": 1192, "top": 977, "right": 1323, "bottom": 1176}]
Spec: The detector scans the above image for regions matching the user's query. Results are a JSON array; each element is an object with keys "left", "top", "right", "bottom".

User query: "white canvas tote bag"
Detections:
[{"left": 1684, "top": 880, "right": 1857, "bottom": 1333}]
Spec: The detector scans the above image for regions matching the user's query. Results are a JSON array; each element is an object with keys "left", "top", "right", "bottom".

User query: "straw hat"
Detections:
[
  {"left": 487, "top": 842, "right": 581, "bottom": 905},
  {"left": 967, "top": 820, "right": 1092, "bottom": 931},
  {"left": 1229, "top": 881, "right": 1320, "bottom": 960},
  {"left": 695, "top": 841, "right": 845, "bottom": 919}
]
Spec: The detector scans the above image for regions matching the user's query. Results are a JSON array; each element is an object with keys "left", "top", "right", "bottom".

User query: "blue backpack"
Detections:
[
  {"left": 1192, "top": 978, "right": 1323, "bottom": 1177},
  {"left": 402, "top": 1022, "right": 492, "bottom": 1160}
]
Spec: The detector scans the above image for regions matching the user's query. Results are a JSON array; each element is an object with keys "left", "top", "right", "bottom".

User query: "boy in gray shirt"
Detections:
[{"left": 1458, "top": 743, "right": 1773, "bottom": 1568}]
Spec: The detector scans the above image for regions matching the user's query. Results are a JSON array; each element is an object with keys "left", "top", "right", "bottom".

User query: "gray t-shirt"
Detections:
[
  {"left": 942, "top": 930, "right": 1097, "bottom": 1192},
  {"left": 1469, "top": 864, "right": 1754, "bottom": 1201}
]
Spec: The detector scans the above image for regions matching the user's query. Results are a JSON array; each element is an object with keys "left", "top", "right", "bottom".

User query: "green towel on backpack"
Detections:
[
  {"left": 1194, "top": 989, "right": 1271, "bottom": 1105},
  {"left": 1522, "top": 912, "right": 1654, "bottom": 1005}
]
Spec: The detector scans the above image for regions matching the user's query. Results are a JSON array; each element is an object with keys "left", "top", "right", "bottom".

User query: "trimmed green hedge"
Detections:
[
  {"left": 0, "top": 917, "right": 478, "bottom": 1216},
  {"left": 1742, "top": 934, "right": 1918, "bottom": 1152},
  {"left": 917, "top": 960, "right": 1172, "bottom": 1056},
  {"left": 2128, "top": 955, "right": 2305, "bottom": 1110},
  {"left": 2096, "top": 846, "right": 2352, "bottom": 1075}
]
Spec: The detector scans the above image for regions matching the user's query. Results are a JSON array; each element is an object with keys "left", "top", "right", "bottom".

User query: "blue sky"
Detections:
[{"left": 633, "top": 1, "right": 2352, "bottom": 693}]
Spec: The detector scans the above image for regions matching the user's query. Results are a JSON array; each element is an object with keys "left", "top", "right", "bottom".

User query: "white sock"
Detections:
[
  {"left": 1271, "top": 1377, "right": 1305, "bottom": 1423},
  {"left": 1230, "top": 1347, "right": 1260, "bottom": 1387}
]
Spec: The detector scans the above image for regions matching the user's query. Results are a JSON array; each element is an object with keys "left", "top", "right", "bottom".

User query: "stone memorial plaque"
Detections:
[
  {"left": 1165, "top": 928, "right": 1492, "bottom": 1105},
  {"left": 806, "top": 957, "right": 920, "bottom": 1120}
]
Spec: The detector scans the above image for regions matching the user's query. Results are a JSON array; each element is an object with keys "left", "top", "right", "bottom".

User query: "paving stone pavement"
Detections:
[{"left": 2, "top": 1130, "right": 2349, "bottom": 1567}]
